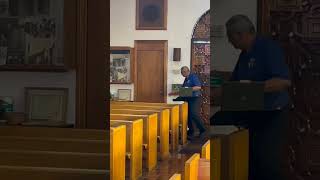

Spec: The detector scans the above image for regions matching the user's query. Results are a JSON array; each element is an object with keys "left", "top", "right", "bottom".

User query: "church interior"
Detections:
[{"left": 0, "top": 0, "right": 318, "bottom": 180}]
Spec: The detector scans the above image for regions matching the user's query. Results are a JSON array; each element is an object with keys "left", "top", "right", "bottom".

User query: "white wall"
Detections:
[
  {"left": 110, "top": 0, "right": 210, "bottom": 103},
  {"left": 0, "top": 71, "right": 76, "bottom": 124},
  {"left": 212, "top": 0, "right": 257, "bottom": 71}
]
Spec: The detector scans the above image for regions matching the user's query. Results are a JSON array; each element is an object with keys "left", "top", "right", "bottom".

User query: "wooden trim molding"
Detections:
[
  {"left": 76, "top": 0, "right": 88, "bottom": 129},
  {"left": 257, "top": 0, "right": 271, "bottom": 35}
]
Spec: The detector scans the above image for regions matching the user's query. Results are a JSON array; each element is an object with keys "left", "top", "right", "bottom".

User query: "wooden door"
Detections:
[
  {"left": 134, "top": 41, "right": 167, "bottom": 103},
  {"left": 258, "top": 1, "right": 320, "bottom": 179}
]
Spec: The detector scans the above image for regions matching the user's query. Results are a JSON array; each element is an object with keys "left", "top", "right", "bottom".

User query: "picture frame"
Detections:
[
  {"left": 25, "top": 87, "right": 68, "bottom": 123},
  {"left": 118, "top": 89, "right": 131, "bottom": 101},
  {"left": 110, "top": 47, "right": 134, "bottom": 84},
  {"left": 136, "top": 0, "right": 167, "bottom": 30}
]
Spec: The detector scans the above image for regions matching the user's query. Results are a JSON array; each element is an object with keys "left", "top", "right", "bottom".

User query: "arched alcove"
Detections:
[{"left": 191, "top": 10, "right": 210, "bottom": 125}]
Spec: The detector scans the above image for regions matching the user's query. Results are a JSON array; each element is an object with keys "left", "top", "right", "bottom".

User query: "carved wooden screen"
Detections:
[
  {"left": 258, "top": 0, "right": 320, "bottom": 179},
  {"left": 191, "top": 10, "right": 210, "bottom": 125}
]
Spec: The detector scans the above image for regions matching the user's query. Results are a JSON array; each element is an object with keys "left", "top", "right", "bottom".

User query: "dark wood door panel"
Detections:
[
  {"left": 134, "top": 40, "right": 167, "bottom": 103},
  {"left": 258, "top": 0, "right": 320, "bottom": 179}
]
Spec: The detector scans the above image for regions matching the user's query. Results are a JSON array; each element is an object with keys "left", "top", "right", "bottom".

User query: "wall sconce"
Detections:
[{"left": 173, "top": 48, "right": 181, "bottom": 61}]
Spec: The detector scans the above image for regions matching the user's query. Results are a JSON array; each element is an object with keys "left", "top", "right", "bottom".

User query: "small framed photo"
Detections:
[
  {"left": 25, "top": 87, "right": 68, "bottom": 123},
  {"left": 118, "top": 89, "right": 131, "bottom": 101}
]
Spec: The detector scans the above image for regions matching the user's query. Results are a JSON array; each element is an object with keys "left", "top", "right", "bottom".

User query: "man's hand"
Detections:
[
  {"left": 192, "top": 86, "right": 201, "bottom": 91},
  {"left": 264, "top": 78, "right": 291, "bottom": 92},
  {"left": 168, "top": 92, "right": 179, "bottom": 96}
]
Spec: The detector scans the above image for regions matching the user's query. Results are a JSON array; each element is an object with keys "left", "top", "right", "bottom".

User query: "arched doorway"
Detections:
[{"left": 191, "top": 10, "right": 210, "bottom": 125}]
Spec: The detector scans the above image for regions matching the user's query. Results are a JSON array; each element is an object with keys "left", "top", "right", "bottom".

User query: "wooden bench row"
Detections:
[
  {"left": 211, "top": 129, "right": 249, "bottom": 180},
  {"left": 110, "top": 101, "right": 189, "bottom": 179},
  {"left": 0, "top": 126, "right": 110, "bottom": 180},
  {"left": 169, "top": 129, "right": 249, "bottom": 180},
  {"left": 111, "top": 101, "right": 189, "bottom": 146},
  {"left": 168, "top": 140, "right": 211, "bottom": 180}
]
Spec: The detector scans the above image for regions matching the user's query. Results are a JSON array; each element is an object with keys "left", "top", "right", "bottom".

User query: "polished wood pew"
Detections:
[
  {"left": 0, "top": 165, "right": 109, "bottom": 180},
  {"left": 111, "top": 114, "right": 157, "bottom": 171},
  {"left": 111, "top": 103, "right": 179, "bottom": 151},
  {"left": 0, "top": 126, "right": 107, "bottom": 140},
  {"left": 198, "top": 158, "right": 210, "bottom": 180},
  {"left": 184, "top": 153, "right": 210, "bottom": 180},
  {"left": 0, "top": 126, "right": 110, "bottom": 180},
  {"left": 112, "top": 101, "right": 188, "bottom": 145},
  {"left": 111, "top": 108, "right": 169, "bottom": 160},
  {"left": 211, "top": 138, "right": 221, "bottom": 180},
  {"left": 169, "top": 173, "right": 181, "bottom": 180},
  {"left": 0, "top": 136, "right": 106, "bottom": 153},
  {"left": 111, "top": 120, "right": 143, "bottom": 180},
  {"left": 185, "top": 153, "right": 200, "bottom": 180},
  {"left": 0, "top": 149, "right": 108, "bottom": 170},
  {"left": 210, "top": 127, "right": 249, "bottom": 180},
  {"left": 201, "top": 140, "right": 210, "bottom": 160},
  {"left": 111, "top": 125, "right": 126, "bottom": 180},
  {"left": 180, "top": 102, "right": 188, "bottom": 145}
]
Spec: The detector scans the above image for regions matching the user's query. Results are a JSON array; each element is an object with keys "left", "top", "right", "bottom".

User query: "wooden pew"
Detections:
[
  {"left": 111, "top": 125, "right": 126, "bottom": 180},
  {"left": 180, "top": 102, "right": 188, "bottom": 145},
  {"left": 201, "top": 140, "right": 210, "bottom": 160},
  {"left": 111, "top": 114, "right": 157, "bottom": 171},
  {"left": 112, "top": 101, "right": 188, "bottom": 145},
  {"left": 0, "top": 149, "right": 108, "bottom": 170},
  {"left": 169, "top": 173, "right": 181, "bottom": 180},
  {"left": 111, "top": 120, "right": 143, "bottom": 180},
  {"left": 0, "top": 136, "right": 106, "bottom": 153},
  {"left": 0, "top": 126, "right": 110, "bottom": 180},
  {"left": 210, "top": 127, "right": 249, "bottom": 180},
  {"left": 0, "top": 126, "right": 107, "bottom": 140},
  {"left": 228, "top": 129, "right": 249, "bottom": 180},
  {"left": 185, "top": 153, "right": 200, "bottom": 180},
  {"left": 0, "top": 165, "right": 109, "bottom": 180},
  {"left": 111, "top": 108, "right": 169, "bottom": 160},
  {"left": 210, "top": 138, "right": 221, "bottom": 180},
  {"left": 198, "top": 158, "right": 210, "bottom": 180},
  {"left": 111, "top": 104, "right": 179, "bottom": 151}
]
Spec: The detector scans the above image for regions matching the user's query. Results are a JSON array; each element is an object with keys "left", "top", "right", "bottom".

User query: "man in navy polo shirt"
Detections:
[
  {"left": 171, "top": 66, "right": 206, "bottom": 139},
  {"left": 211, "top": 15, "right": 291, "bottom": 180}
]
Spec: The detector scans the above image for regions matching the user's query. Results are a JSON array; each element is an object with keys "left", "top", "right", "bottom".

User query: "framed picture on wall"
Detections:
[
  {"left": 118, "top": 89, "right": 131, "bottom": 101},
  {"left": 24, "top": 87, "right": 68, "bottom": 123},
  {"left": 110, "top": 47, "right": 134, "bottom": 84},
  {"left": 136, "top": 0, "right": 167, "bottom": 30}
]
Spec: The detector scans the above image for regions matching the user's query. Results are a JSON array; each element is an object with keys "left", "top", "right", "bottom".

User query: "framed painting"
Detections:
[
  {"left": 25, "top": 87, "right": 68, "bottom": 123},
  {"left": 110, "top": 47, "right": 134, "bottom": 84},
  {"left": 118, "top": 89, "right": 131, "bottom": 101},
  {"left": 136, "top": 0, "right": 167, "bottom": 30}
]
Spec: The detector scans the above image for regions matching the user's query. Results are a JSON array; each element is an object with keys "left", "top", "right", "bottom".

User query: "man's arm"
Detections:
[
  {"left": 264, "top": 78, "right": 291, "bottom": 92},
  {"left": 192, "top": 86, "right": 201, "bottom": 91},
  {"left": 265, "top": 41, "right": 291, "bottom": 92},
  {"left": 192, "top": 74, "right": 202, "bottom": 91}
]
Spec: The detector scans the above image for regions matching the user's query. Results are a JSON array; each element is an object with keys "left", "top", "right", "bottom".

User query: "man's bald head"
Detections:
[{"left": 181, "top": 66, "right": 190, "bottom": 77}]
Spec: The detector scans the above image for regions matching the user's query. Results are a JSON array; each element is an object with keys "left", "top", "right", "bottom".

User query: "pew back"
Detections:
[
  {"left": 111, "top": 104, "right": 179, "bottom": 151},
  {"left": 185, "top": 153, "right": 200, "bottom": 180},
  {"left": 111, "top": 114, "right": 157, "bottom": 171},
  {"left": 111, "top": 125, "right": 126, "bottom": 180},
  {"left": 111, "top": 120, "right": 143, "bottom": 180}
]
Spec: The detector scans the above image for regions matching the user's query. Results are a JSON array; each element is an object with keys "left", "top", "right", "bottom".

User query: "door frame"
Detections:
[
  {"left": 134, "top": 40, "right": 168, "bottom": 103},
  {"left": 76, "top": 0, "right": 109, "bottom": 129}
]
